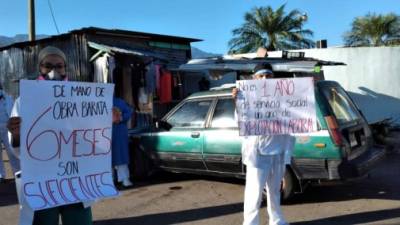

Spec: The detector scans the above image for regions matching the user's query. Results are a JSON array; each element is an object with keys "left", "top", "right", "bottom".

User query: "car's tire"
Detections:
[
  {"left": 261, "top": 167, "right": 296, "bottom": 204},
  {"left": 281, "top": 167, "right": 295, "bottom": 204},
  {"left": 130, "top": 140, "right": 154, "bottom": 180}
]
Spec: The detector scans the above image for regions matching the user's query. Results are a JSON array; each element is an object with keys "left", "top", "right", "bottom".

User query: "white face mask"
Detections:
[{"left": 46, "top": 69, "right": 63, "bottom": 81}]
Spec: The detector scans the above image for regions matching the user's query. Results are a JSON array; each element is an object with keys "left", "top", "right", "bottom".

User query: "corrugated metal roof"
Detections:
[
  {"left": 0, "top": 35, "right": 91, "bottom": 88},
  {"left": 77, "top": 27, "right": 202, "bottom": 42},
  {"left": 0, "top": 27, "right": 201, "bottom": 51},
  {"left": 88, "top": 41, "right": 168, "bottom": 61},
  {"left": 0, "top": 48, "right": 25, "bottom": 97}
]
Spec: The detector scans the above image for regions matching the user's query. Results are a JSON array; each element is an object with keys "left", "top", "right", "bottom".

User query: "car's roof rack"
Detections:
[
  {"left": 179, "top": 52, "right": 345, "bottom": 74},
  {"left": 282, "top": 51, "right": 305, "bottom": 59},
  {"left": 209, "top": 83, "right": 236, "bottom": 91}
]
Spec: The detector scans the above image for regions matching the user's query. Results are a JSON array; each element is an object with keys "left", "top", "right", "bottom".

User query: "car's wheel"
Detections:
[
  {"left": 262, "top": 167, "right": 296, "bottom": 204},
  {"left": 281, "top": 167, "right": 295, "bottom": 204},
  {"left": 130, "top": 141, "right": 154, "bottom": 180}
]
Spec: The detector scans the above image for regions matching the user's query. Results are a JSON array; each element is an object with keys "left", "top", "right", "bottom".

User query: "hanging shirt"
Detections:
[
  {"left": 138, "top": 87, "right": 149, "bottom": 104},
  {"left": 159, "top": 69, "right": 172, "bottom": 104},
  {"left": 93, "top": 54, "right": 108, "bottom": 83},
  {"left": 145, "top": 62, "right": 157, "bottom": 93},
  {"left": 108, "top": 55, "right": 116, "bottom": 83},
  {"left": 155, "top": 65, "right": 161, "bottom": 97}
]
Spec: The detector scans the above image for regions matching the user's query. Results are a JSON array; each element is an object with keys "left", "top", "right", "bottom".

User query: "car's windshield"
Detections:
[{"left": 321, "top": 86, "right": 361, "bottom": 125}]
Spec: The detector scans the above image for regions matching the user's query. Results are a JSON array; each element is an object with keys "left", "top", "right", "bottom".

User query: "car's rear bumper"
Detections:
[
  {"left": 330, "top": 145, "right": 386, "bottom": 179},
  {"left": 292, "top": 145, "right": 386, "bottom": 180}
]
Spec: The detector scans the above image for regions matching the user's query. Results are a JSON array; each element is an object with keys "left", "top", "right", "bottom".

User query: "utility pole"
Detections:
[{"left": 28, "top": 0, "right": 36, "bottom": 41}]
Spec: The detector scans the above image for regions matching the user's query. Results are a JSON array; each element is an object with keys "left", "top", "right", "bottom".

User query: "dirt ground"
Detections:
[{"left": 1, "top": 149, "right": 400, "bottom": 225}]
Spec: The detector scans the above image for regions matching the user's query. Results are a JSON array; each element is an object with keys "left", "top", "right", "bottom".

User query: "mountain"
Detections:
[
  {"left": 0, "top": 34, "right": 49, "bottom": 47},
  {"left": 0, "top": 36, "right": 15, "bottom": 47},
  {"left": 191, "top": 47, "right": 221, "bottom": 59}
]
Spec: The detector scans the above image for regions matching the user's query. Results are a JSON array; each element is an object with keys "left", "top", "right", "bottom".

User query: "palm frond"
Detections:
[
  {"left": 228, "top": 4, "right": 315, "bottom": 52},
  {"left": 344, "top": 12, "right": 400, "bottom": 47}
]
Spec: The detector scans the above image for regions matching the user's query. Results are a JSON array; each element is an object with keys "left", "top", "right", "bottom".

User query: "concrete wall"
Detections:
[
  {"left": 231, "top": 47, "right": 400, "bottom": 124},
  {"left": 300, "top": 47, "right": 400, "bottom": 124}
]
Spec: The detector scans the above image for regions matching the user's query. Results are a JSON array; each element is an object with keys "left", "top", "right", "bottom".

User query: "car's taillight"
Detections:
[{"left": 324, "top": 116, "right": 342, "bottom": 146}]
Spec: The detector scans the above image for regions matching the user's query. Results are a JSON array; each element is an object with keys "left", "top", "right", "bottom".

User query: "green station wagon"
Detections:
[{"left": 130, "top": 55, "right": 386, "bottom": 200}]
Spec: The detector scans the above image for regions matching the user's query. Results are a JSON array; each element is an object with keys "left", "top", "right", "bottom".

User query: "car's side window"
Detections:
[
  {"left": 166, "top": 100, "right": 212, "bottom": 128},
  {"left": 211, "top": 98, "right": 237, "bottom": 128}
]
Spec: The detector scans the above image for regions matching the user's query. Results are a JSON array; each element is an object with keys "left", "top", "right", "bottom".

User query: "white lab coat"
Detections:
[{"left": 241, "top": 135, "right": 295, "bottom": 168}]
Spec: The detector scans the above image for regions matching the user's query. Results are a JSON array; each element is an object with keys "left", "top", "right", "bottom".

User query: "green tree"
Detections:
[
  {"left": 228, "top": 4, "right": 314, "bottom": 53},
  {"left": 344, "top": 13, "right": 400, "bottom": 47}
]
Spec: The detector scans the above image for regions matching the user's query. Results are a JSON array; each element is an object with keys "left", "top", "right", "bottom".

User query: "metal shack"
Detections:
[{"left": 0, "top": 27, "right": 201, "bottom": 125}]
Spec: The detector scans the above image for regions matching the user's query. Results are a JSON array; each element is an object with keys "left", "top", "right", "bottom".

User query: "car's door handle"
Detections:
[{"left": 191, "top": 132, "right": 200, "bottom": 138}]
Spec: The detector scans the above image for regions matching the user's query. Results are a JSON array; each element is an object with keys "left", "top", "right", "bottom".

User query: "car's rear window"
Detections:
[{"left": 321, "top": 86, "right": 361, "bottom": 125}]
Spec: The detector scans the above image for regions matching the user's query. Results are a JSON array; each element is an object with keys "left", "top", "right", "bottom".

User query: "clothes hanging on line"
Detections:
[
  {"left": 155, "top": 64, "right": 161, "bottom": 97},
  {"left": 108, "top": 55, "right": 116, "bottom": 83},
  {"left": 145, "top": 62, "right": 157, "bottom": 93},
  {"left": 159, "top": 69, "right": 172, "bottom": 104},
  {"left": 138, "top": 87, "right": 149, "bottom": 104},
  {"left": 93, "top": 53, "right": 115, "bottom": 83},
  {"left": 93, "top": 54, "right": 108, "bottom": 83}
]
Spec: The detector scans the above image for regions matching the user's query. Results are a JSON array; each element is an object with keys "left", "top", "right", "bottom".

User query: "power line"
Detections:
[{"left": 47, "top": 0, "right": 60, "bottom": 34}]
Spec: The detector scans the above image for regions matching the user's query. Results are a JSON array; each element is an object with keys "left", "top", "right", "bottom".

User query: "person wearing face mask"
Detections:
[
  {"left": 0, "top": 84, "right": 19, "bottom": 183},
  {"left": 232, "top": 66, "right": 295, "bottom": 225},
  {"left": 7, "top": 46, "right": 93, "bottom": 225},
  {"left": 37, "top": 46, "right": 68, "bottom": 81}
]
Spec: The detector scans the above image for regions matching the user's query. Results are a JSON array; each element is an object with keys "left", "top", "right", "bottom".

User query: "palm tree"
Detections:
[
  {"left": 228, "top": 4, "right": 314, "bottom": 53},
  {"left": 343, "top": 13, "right": 400, "bottom": 47}
]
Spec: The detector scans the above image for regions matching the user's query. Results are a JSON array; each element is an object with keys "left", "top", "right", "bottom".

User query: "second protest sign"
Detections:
[{"left": 236, "top": 77, "right": 317, "bottom": 136}]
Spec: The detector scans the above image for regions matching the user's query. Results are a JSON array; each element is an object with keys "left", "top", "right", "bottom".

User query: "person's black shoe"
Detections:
[{"left": 0, "top": 178, "right": 5, "bottom": 184}]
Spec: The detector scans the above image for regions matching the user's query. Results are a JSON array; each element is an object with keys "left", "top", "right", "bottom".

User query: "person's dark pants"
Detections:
[{"left": 33, "top": 203, "right": 92, "bottom": 225}]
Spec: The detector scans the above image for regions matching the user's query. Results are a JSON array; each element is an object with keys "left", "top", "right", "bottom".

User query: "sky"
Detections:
[{"left": 1, "top": 0, "right": 400, "bottom": 54}]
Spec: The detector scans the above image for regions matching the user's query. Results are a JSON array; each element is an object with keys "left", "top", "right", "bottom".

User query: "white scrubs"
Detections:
[{"left": 242, "top": 135, "right": 295, "bottom": 225}]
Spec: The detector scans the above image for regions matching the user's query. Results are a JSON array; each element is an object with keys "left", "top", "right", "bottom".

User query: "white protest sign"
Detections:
[
  {"left": 236, "top": 77, "right": 317, "bottom": 136},
  {"left": 19, "top": 80, "right": 119, "bottom": 210}
]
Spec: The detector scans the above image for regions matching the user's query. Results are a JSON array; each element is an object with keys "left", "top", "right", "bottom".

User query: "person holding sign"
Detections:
[
  {"left": 7, "top": 46, "right": 93, "bottom": 225},
  {"left": 233, "top": 67, "right": 295, "bottom": 225},
  {"left": 112, "top": 97, "right": 133, "bottom": 188}
]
